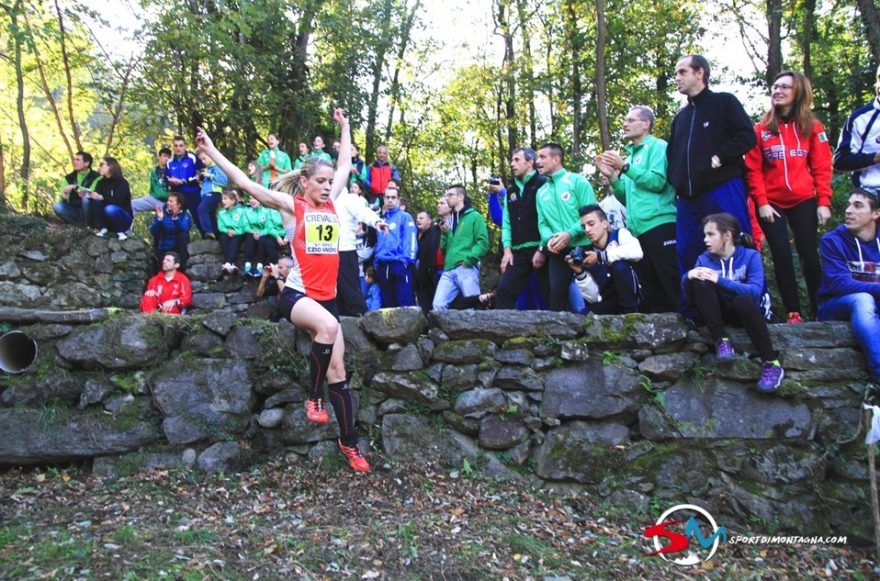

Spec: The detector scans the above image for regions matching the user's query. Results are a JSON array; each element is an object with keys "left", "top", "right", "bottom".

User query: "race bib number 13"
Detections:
[{"left": 304, "top": 213, "right": 339, "bottom": 254}]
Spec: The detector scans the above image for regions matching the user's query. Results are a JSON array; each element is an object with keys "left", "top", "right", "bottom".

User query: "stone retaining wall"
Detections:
[{"left": 0, "top": 307, "right": 871, "bottom": 541}]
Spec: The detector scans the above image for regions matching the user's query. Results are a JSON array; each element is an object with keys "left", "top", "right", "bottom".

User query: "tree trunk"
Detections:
[
  {"left": 766, "top": 0, "right": 783, "bottom": 85},
  {"left": 856, "top": 0, "right": 880, "bottom": 65},
  {"left": 800, "top": 0, "right": 816, "bottom": 79},
  {"left": 0, "top": 132, "right": 6, "bottom": 208},
  {"left": 564, "top": 0, "right": 582, "bottom": 161},
  {"left": 104, "top": 62, "right": 134, "bottom": 155},
  {"left": 495, "top": 0, "right": 517, "bottom": 157},
  {"left": 515, "top": 0, "right": 536, "bottom": 147},
  {"left": 5, "top": 0, "right": 31, "bottom": 210},
  {"left": 23, "top": 11, "right": 74, "bottom": 163},
  {"left": 595, "top": 0, "right": 610, "bottom": 151},
  {"left": 366, "top": 0, "right": 394, "bottom": 161},
  {"left": 385, "top": 0, "right": 421, "bottom": 143},
  {"left": 53, "top": 0, "right": 82, "bottom": 152}
]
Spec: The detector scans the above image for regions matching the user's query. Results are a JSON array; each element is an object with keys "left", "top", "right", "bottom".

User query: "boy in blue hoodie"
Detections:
[{"left": 817, "top": 188, "right": 880, "bottom": 383}]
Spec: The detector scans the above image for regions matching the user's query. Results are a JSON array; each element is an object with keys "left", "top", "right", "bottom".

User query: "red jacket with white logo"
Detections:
[
  {"left": 744, "top": 119, "right": 833, "bottom": 210},
  {"left": 140, "top": 271, "right": 192, "bottom": 314}
]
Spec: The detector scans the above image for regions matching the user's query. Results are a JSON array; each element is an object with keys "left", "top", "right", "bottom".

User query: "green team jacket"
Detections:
[
  {"left": 149, "top": 166, "right": 169, "bottom": 201},
  {"left": 246, "top": 205, "right": 285, "bottom": 238},
  {"left": 440, "top": 205, "right": 489, "bottom": 269},
  {"left": 536, "top": 168, "right": 596, "bottom": 248},
  {"left": 257, "top": 148, "right": 292, "bottom": 188},
  {"left": 218, "top": 205, "right": 248, "bottom": 236},
  {"left": 610, "top": 134, "right": 677, "bottom": 237}
]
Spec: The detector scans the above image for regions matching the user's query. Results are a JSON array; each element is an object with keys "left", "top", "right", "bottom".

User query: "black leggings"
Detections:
[
  {"left": 219, "top": 233, "right": 244, "bottom": 265},
  {"left": 687, "top": 279, "right": 777, "bottom": 362},
  {"left": 760, "top": 197, "right": 821, "bottom": 316}
]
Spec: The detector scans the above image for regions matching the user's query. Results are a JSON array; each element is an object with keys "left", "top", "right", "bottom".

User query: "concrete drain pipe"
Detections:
[{"left": 0, "top": 331, "right": 38, "bottom": 374}]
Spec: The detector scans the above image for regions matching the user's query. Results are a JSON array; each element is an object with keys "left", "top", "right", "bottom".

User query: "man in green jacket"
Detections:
[
  {"left": 597, "top": 106, "right": 679, "bottom": 312},
  {"left": 257, "top": 133, "right": 292, "bottom": 188},
  {"left": 432, "top": 184, "right": 490, "bottom": 311},
  {"left": 536, "top": 142, "right": 597, "bottom": 311}
]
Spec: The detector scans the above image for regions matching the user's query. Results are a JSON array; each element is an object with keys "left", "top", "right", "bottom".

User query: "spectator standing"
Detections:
[
  {"left": 90, "top": 157, "right": 133, "bottom": 240},
  {"left": 816, "top": 188, "right": 880, "bottom": 386},
  {"left": 415, "top": 209, "right": 442, "bottom": 313},
  {"left": 293, "top": 142, "right": 310, "bottom": 170},
  {"left": 364, "top": 266, "right": 382, "bottom": 311},
  {"left": 374, "top": 181, "right": 418, "bottom": 307},
  {"left": 53, "top": 151, "right": 102, "bottom": 226},
  {"left": 597, "top": 106, "right": 680, "bottom": 313},
  {"left": 197, "top": 151, "right": 229, "bottom": 239},
  {"left": 684, "top": 213, "right": 783, "bottom": 393},
  {"left": 140, "top": 252, "right": 192, "bottom": 315},
  {"left": 257, "top": 133, "right": 292, "bottom": 188},
  {"left": 834, "top": 64, "right": 880, "bottom": 190},
  {"left": 309, "top": 135, "right": 333, "bottom": 163},
  {"left": 217, "top": 190, "right": 248, "bottom": 273},
  {"left": 667, "top": 55, "right": 757, "bottom": 276},
  {"left": 566, "top": 205, "right": 643, "bottom": 314},
  {"left": 433, "top": 185, "right": 490, "bottom": 311},
  {"left": 365, "top": 145, "right": 401, "bottom": 197},
  {"left": 535, "top": 142, "right": 597, "bottom": 311},
  {"left": 495, "top": 147, "right": 550, "bottom": 310},
  {"left": 149, "top": 192, "right": 192, "bottom": 268},
  {"left": 166, "top": 136, "right": 204, "bottom": 233},
  {"left": 132, "top": 147, "right": 172, "bottom": 214},
  {"left": 744, "top": 70, "right": 833, "bottom": 322},
  {"left": 336, "top": 180, "right": 384, "bottom": 316}
]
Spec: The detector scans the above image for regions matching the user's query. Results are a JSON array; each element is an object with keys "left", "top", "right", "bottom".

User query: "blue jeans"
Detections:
[
  {"left": 433, "top": 264, "right": 481, "bottom": 311},
  {"left": 198, "top": 193, "right": 220, "bottom": 236},
  {"left": 818, "top": 293, "right": 880, "bottom": 379},
  {"left": 98, "top": 205, "right": 133, "bottom": 233},
  {"left": 54, "top": 197, "right": 99, "bottom": 226}
]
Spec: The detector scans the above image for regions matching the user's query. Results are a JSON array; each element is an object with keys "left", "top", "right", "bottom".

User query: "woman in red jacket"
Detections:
[{"left": 745, "top": 70, "right": 833, "bottom": 322}]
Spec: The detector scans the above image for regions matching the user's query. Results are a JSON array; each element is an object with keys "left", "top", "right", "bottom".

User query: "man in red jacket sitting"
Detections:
[{"left": 140, "top": 252, "right": 192, "bottom": 315}]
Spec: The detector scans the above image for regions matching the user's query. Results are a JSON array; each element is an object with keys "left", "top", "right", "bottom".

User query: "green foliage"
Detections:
[{"left": 601, "top": 350, "right": 621, "bottom": 365}]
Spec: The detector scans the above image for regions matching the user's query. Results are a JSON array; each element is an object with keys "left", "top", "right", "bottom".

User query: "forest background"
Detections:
[{"left": 1, "top": 0, "right": 878, "bottom": 224}]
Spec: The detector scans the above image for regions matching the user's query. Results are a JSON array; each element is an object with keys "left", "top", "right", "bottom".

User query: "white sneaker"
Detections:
[
  {"left": 117, "top": 232, "right": 128, "bottom": 241},
  {"left": 96, "top": 228, "right": 108, "bottom": 237}
]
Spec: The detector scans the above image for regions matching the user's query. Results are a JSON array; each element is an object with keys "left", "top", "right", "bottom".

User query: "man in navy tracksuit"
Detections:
[
  {"left": 166, "top": 136, "right": 204, "bottom": 235},
  {"left": 667, "top": 54, "right": 757, "bottom": 279},
  {"left": 833, "top": 63, "right": 880, "bottom": 190},
  {"left": 374, "top": 180, "right": 418, "bottom": 307}
]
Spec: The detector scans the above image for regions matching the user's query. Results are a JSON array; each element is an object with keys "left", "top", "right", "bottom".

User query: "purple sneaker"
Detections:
[
  {"left": 757, "top": 362, "right": 784, "bottom": 393},
  {"left": 715, "top": 338, "right": 735, "bottom": 361}
]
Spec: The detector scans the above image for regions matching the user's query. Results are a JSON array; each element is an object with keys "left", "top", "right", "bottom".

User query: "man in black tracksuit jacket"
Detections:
[
  {"left": 667, "top": 54, "right": 757, "bottom": 280},
  {"left": 495, "top": 147, "right": 550, "bottom": 309}
]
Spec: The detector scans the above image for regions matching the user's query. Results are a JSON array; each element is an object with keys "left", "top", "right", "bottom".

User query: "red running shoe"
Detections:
[
  {"left": 305, "top": 398, "right": 330, "bottom": 424},
  {"left": 338, "top": 439, "right": 370, "bottom": 473},
  {"left": 786, "top": 311, "right": 804, "bottom": 324}
]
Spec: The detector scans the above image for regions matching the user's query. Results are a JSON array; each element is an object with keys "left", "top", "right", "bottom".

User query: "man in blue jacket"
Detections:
[
  {"left": 149, "top": 192, "right": 192, "bottom": 270},
  {"left": 817, "top": 188, "right": 880, "bottom": 384},
  {"left": 667, "top": 55, "right": 756, "bottom": 277},
  {"left": 166, "top": 136, "right": 203, "bottom": 233},
  {"left": 374, "top": 180, "right": 417, "bottom": 307},
  {"left": 833, "top": 64, "right": 880, "bottom": 190}
]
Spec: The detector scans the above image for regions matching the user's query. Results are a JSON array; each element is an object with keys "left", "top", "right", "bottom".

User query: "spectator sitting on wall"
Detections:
[
  {"left": 140, "top": 252, "right": 192, "bottom": 315},
  {"left": 257, "top": 257, "right": 294, "bottom": 322},
  {"left": 149, "top": 191, "right": 191, "bottom": 270}
]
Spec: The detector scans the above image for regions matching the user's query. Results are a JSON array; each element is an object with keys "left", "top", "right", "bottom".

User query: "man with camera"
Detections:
[
  {"left": 257, "top": 257, "right": 294, "bottom": 322},
  {"left": 54, "top": 151, "right": 102, "bottom": 226},
  {"left": 567, "top": 204, "right": 643, "bottom": 315},
  {"left": 536, "top": 142, "right": 596, "bottom": 311},
  {"left": 493, "top": 147, "right": 550, "bottom": 309}
]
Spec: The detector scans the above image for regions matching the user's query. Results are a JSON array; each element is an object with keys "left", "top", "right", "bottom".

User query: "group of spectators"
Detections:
[{"left": 54, "top": 55, "right": 880, "bottom": 398}]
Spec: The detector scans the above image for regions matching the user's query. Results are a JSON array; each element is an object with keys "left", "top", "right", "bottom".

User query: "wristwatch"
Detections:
[{"left": 620, "top": 163, "right": 630, "bottom": 174}]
